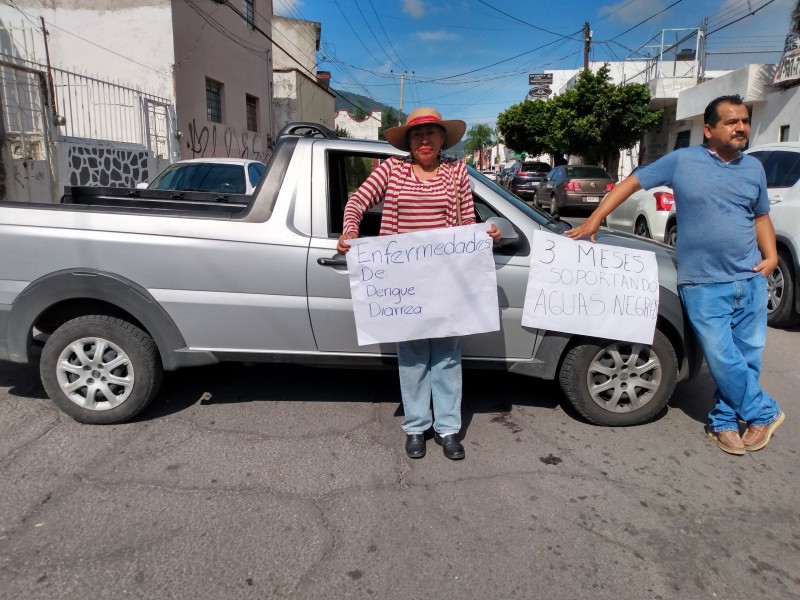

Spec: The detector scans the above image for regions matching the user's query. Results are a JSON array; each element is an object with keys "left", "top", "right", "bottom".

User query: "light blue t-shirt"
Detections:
[{"left": 634, "top": 145, "right": 769, "bottom": 284}]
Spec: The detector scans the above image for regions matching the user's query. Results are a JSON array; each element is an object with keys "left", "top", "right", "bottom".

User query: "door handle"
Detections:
[
  {"left": 317, "top": 255, "right": 347, "bottom": 267},
  {"left": 769, "top": 196, "right": 783, "bottom": 204}
]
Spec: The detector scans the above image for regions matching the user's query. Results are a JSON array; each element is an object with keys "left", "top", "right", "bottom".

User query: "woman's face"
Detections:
[{"left": 408, "top": 125, "right": 445, "bottom": 165}]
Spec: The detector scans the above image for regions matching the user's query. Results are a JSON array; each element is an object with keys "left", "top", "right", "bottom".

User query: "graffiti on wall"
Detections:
[
  {"left": 67, "top": 145, "right": 148, "bottom": 187},
  {"left": 186, "top": 119, "right": 267, "bottom": 161}
]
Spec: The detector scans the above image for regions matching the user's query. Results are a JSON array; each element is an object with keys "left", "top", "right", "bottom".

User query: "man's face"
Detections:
[{"left": 704, "top": 102, "right": 751, "bottom": 155}]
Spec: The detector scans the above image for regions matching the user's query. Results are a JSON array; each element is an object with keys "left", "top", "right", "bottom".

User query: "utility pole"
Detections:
[
  {"left": 391, "top": 70, "right": 414, "bottom": 125},
  {"left": 583, "top": 21, "right": 591, "bottom": 70},
  {"left": 399, "top": 72, "right": 405, "bottom": 117}
]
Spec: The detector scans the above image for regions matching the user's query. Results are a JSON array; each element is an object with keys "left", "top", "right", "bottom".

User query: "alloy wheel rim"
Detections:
[
  {"left": 586, "top": 342, "right": 661, "bottom": 413},
  {"left": 766, "top": 266, "right": 784, "bottom": 315},
  {"left": 55, "top": 337, "right": 135, "bottom": 411}
]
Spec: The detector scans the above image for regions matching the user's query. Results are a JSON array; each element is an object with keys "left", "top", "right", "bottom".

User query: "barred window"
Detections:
[
  {"left": 243, "top": 0, "right": 255, "bottom": 29},
  {"left": 206, "top": 78, "right": 222, "bottom": 123},
  {"left": 246, "top": 95, "right": 258, "bottom": 132}
]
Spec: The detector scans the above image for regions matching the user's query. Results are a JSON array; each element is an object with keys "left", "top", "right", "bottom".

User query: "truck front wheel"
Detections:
[
  {"left": 40, "top": 315, "right": 163, "bottom": 424},
  {"left": 558, "top": 329, "right": 677, "bottom": 426}
]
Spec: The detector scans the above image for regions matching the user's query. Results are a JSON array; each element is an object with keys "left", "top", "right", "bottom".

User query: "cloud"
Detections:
[
  {"left": 597, "top": 0, "right": 668, "bottom": 25},
  {"left": 273, "top": 0, "right": 302, "bottom": 16},
  {"left": 416, "top": 30, "right": 458, "bottom": 42},
  {"left": 403, "top": 0, "right": 425, "bottom": 18}
]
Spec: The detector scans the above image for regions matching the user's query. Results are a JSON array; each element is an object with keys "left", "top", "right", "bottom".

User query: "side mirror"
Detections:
[
  {"left": 135, "top": 182, "right": 149, "bottom": 190},
  {"left": 485, "top": 217, "right": 519, "bottom": 248}
]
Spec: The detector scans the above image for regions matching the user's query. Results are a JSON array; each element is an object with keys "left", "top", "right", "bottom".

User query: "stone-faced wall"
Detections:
[
  {"left": 66, "top": 144, "right": 149, "bottom": 187},
  {"left": 56, "top": 139, "right": 151, "bottom": 191}
]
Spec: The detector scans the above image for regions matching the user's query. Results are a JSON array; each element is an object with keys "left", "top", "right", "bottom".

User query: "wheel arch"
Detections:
[{"left": 7, "top": 269, "right": 211, "bottom": 370}]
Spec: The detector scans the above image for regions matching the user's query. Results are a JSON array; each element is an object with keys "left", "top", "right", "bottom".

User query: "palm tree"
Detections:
[{"left": 463, "top": 124, "right": 494, "bottom": 170}]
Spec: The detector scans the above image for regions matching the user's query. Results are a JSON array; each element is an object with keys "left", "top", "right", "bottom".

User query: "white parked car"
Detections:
[
  {"left": 603, "top": 165, "right": 675, "bottom": 245},
  {"left": 746, "top": 142, "right": 800, "bottom": 327},
  {"left": 138, "top": 158, "right": 266, "bottom": 195}
]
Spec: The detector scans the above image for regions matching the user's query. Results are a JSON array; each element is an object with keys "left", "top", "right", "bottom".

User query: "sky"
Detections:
[{"left": 272, "top": 0, "right": 795, "bottom": 130}]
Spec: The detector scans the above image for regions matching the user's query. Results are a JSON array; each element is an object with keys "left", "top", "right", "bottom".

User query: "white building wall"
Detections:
[
  {"left": 0, "top": 1, "right": 175, "bottom": 100},
  {"left": 273, "top": 70, "right": 334, "bottom": 131},
  {"left": 334, "top": 110, "right": 381, "bottom": 139},
  {"left": 272, "top": 15, "right": 319, "bottom": 74}
]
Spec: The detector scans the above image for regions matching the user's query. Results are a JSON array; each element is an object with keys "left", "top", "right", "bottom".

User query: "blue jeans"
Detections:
[
  {"left": 397, "top": 337, "right": 462, "bottom": 435},
  {"left": 679, "top": 276, "right": 781, "bottom": 432}
]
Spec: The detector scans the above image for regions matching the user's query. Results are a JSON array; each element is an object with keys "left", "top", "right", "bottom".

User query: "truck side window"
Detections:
[{"left": 327, "top": 151, "right": 387, "bottom": 236}]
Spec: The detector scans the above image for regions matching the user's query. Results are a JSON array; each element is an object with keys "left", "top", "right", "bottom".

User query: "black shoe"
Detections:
[
  {"left": 405, "top": 433, "right": 426, "bottom": 458},
  {"left": 434, "top": 433, "right": 465, "bottom": 460}
]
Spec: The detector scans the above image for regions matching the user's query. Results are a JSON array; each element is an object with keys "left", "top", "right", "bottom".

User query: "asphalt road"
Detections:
[{"left": 1, "top": 324, "right": 798, "bottom": 600}]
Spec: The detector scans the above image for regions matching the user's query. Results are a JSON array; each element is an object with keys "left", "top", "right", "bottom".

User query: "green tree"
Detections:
[
  {"left": 497, "top": 99, "right": 555, "bottom": 160},
  {"left": 463, "top": 124, "right": 494, "bottom": 170},
  {"left": 497, "top": 65, "right": 661, "bottom": 169},
  {"left": 379, "top": 108, "right": 402, "bottom": 141},
  {"left": 335, "top": 125, "right": 351, "bottom": 138},
  {"left": 793, "top": 0, "right": 800, "bottom": 30},
  {"left": 353, "top": 107, "right": 367, "bottom": 120}
]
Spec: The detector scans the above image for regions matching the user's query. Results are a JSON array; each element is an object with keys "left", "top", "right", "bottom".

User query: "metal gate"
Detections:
[
  {"left": 144, "top": 98, "right": 176, "bottom": 180},
  {"left": 0, "top": 61, "right": 55, "bottom": 202}
]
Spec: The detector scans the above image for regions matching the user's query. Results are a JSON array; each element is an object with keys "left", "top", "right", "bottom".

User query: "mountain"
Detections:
[{"left": 333, "top": 89, "right": 396, "bottom": 116}]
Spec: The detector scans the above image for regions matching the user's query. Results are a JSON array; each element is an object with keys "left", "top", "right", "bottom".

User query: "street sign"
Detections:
[
  {"left": 528, "top": 86, "right": 552, "bottom": 98},
  {"left": 528, "top": 73, "right": 553, "bottom": 85}
]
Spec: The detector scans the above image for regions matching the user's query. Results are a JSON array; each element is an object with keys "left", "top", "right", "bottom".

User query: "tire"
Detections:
[
  {"left": 665, "top": 224, "right": 677, "bottom": 247},
  {"left": 634, "top": 217, "right": 651, "bottom": 239},
  {"left": 40, "top": 315, "right": 163, "bottom": 424},
  {"left": 767, "top": 252, "right": 800, "bottom": 328},
  {"left": 558, "top": 329, "right": 678, "bottom": 426},
  {"left": 549, "top": 194, "right": 559, "bottom": 217}
]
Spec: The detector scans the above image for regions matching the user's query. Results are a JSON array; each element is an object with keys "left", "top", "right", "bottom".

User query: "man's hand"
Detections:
[
  {"left": 753, "top": 214, "right": 778, "bottom": 277},
  {"left": 564, "top": 214, "right": 603, "bottom": 243},
  {"left": 487, "top": 223, "right": 501, "bottom": 243},
  {"left": 753, "top": 256, "right": 778, "bottom": 277},
  {"left": 337, "top": 232, "right": 358, "bottom": 254}
]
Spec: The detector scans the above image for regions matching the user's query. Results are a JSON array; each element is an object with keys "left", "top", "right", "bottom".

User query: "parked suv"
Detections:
[
  {"left": 746, "top": 142, "right": 800, "bottom": 327},
  {"left": 508, "top": 161, "right": 551, "bottom": 201}
]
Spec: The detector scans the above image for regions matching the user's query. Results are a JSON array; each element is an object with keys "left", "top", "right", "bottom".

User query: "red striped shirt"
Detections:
[{"left": 343, "top": 156, "right": 475, "bottom": 236}]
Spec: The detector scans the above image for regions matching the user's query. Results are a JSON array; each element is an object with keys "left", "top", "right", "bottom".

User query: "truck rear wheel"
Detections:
[
  {"left": 558, "top": 329, "right": 677, "bottom": 426},
  {"left": 40, "top": 315, "right": 163, "bottom": 424}
]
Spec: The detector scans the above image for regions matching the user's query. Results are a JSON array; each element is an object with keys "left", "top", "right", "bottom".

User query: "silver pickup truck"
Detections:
[{"left": 0, "top": 123, "right": 700, "bottom": 426}]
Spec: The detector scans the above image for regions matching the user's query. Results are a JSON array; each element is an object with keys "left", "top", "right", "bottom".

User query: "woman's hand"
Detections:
[
  {"left": 487, "top": 224, "right": 502, "bottom": 243},
  {"left": 337, "top": 232, "right": 358, "bottom": 254}
]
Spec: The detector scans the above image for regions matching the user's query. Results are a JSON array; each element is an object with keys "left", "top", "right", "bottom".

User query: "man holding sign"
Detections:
[
  {"left": 337, "top": 107, "right": 501, "bottom": 460},
  {"left": 567, "top": 95, "right": 785, "bottom": 456}
]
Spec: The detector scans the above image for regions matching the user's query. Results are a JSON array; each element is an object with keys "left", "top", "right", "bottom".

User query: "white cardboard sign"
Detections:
[
  {"left": 345, "top": 224, "right": 500, "bottom": 345},
  {"left": 522, "top": 229, "right": 659, "bottom": 344}
]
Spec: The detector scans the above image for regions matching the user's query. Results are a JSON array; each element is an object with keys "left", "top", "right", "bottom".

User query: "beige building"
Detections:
[
  {"left": 0, "top": 0, "right": 274, "bottom": 203},
  {"left": 271, "top": 15, "right": 335, "bottom": 131},
  {"left": 172, "top": 0, "right": 273, "bottom": 162}
]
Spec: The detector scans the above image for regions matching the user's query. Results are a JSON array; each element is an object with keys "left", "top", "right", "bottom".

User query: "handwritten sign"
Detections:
[
  {"left": 345, "top": 224, "right": 500, "bottom": 345},
  {"left": 522, "top": 229, "right": 659, "bottom": 344}
]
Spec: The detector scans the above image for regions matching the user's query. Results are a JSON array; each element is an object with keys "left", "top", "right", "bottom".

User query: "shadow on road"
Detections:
[{"left": 139, "top": 362, "right": 565, "bottom": 430}]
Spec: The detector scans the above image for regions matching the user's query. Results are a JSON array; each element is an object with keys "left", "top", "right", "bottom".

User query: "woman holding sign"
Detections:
[{"left": 337, "top": 107, "right": 501, "bottom": 460}]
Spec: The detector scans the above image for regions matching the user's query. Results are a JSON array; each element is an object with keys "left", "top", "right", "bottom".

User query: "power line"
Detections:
[
  {"left": 707, "top": 0, "right": 779, "bottom": 36},
  {"left": 474, "top": 0, "right": 583, "bottom": 40},
  {"left": 611, "top": 0, "right": 686, "bottom": 41}
]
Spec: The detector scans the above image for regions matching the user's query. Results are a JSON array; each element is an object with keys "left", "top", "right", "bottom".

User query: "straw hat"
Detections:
[{"left": 383, "top": 107, "right": 467, "bottom": 152}]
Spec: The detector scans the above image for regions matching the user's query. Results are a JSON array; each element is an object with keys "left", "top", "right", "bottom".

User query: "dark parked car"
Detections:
[
  {"left": 508, "top": 161, "right": 551, "bottom": 200},
  {"left": 535, "top": 164, "right": 616, "bottom": 214},
  {"left": 496, "top": 166, "right": 512, "bottom": 189}
]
